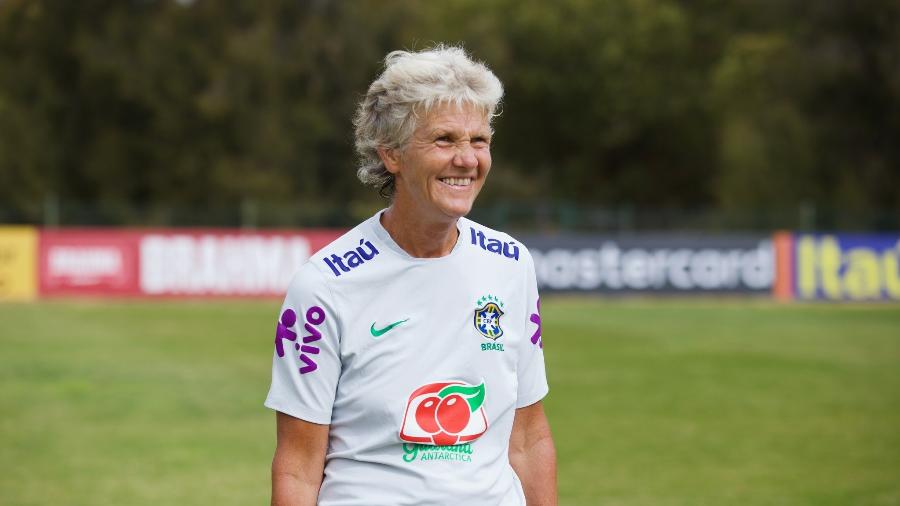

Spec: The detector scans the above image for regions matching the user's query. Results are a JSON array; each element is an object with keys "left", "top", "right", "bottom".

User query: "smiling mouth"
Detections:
[{"left": 439, "top": 177, "right": 472, "bottom": 187}]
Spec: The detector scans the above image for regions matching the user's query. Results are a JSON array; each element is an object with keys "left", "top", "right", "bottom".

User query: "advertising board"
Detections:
[
  {"left": 0, "top": 226, "right": 38, "bottom": 301},
  {"left": 39, "top": 230, "right": 142, "bottom": 296},
  {"left": 522, "top": 234, "right": 774, "bottom": 294},
  {"left": 791, "top": 233, "right": 900, "bottom": 301},
  {"left": 138, "top": 231, "right": 340, "bottom": 296},
  {"left": 23, "top": 228, "right": 900, "bottom": 301},
  {"left": 38, "top": 229, "right": 343, "bottom": 297}
]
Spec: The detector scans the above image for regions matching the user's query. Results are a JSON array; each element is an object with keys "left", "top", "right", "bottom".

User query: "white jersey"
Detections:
[{"left": 265, "top": 211, "right": 548, "bottom": 506}]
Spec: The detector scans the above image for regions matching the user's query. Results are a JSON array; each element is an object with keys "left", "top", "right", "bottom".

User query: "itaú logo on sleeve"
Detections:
[{"left": 399, "top": 381, "right": 488, "bottom": 446}]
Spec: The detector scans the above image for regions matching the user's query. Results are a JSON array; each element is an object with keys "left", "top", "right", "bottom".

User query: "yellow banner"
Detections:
[{"left": 0, "top": 227, "right": 38, "bottom": 301}]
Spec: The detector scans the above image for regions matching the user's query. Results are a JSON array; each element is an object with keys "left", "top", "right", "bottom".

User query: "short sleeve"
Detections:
[
  {"left": 516, "top": 251, "right": 549, "bottom": 408},
  {"left": 264, "top": 262, "right": 342, "bottom": 424}
]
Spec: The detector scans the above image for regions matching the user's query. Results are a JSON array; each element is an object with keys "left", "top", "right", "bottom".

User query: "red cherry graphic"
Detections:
[
  {"left": 436, "top": 394, "right": 471, "bottom": 434},
  {"left": 414, "top": 395, "right": 441, "bottom": 434},
  {"left": 432, "top": 431, "right": 459, "bottom": 446}
]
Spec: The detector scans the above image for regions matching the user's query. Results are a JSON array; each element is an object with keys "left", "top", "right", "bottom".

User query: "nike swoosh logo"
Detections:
[{"left": 370, "top": 318, "right": 410, "bottom": 338}]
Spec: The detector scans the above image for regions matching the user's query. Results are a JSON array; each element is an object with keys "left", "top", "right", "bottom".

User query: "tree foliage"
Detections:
[{"left": 0, "top": 0, "right": 897, "bottom": 228}]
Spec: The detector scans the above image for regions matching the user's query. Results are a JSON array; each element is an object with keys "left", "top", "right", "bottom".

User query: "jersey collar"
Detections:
[{"left": 369, "top": 209, "right": 466, "bottom": 261}]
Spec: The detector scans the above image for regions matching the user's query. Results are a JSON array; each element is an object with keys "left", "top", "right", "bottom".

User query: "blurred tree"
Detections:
[
  {"left": 798, "top": 0, "right": 900, "bottom": 228},
  {"left": 0, "top": 0, "right": 896, "bottom": 228},
  {"left": 712, "top": 34, "right": 815, "bottom": 217},
  {"left": 464, "top": 0, "right": 716, "bottom": 208}
]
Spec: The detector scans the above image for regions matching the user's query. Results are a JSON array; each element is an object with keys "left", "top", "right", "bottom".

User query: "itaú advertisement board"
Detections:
[
  {"left": 39, "top": 229, "right": 342, "bottom": 297},
  {"left": 523, "top": 234, "right": 775, "bottom": 294},
  {"left": 779, "top": 233, "right": 900, "bottom": 301},
  {"left": 0, "top": 226, "right": 38, "bottom": 301}
]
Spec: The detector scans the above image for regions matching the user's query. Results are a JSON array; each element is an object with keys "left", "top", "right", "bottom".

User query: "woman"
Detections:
[{"left": 266, "top": 46, "right": 556, "bottom": 505}]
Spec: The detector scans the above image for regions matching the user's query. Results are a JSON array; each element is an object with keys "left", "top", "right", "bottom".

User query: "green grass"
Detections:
[{"left": 1, "top": 299, "right": 899, "bottom": 505}]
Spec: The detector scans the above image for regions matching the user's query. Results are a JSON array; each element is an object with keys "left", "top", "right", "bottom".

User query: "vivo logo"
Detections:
[
  {"left": 470, "top": 228, "right": 520, "bottom": 261},
  {"left": 323, "top": 238, "right": 380, "bottom": 277},
  {"left": 274, "top": 306, "right": 326, "bottom": 375}
]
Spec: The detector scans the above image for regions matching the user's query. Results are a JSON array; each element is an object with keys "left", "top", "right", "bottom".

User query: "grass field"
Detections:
[{"left": 1, "top": 298, "right": 899, "bottom": 505}]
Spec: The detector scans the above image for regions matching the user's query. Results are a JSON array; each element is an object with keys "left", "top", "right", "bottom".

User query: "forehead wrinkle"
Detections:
[
  {"left": 407, "top": 105, "right": 492, "bottom": 148},
  {"left": 422, "top": 118, "right": 491, "bottom": 138}
]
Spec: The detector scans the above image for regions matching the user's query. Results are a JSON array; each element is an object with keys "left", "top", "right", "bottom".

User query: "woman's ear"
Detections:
[{"left": 377, "top": 147, "right": 402, "bottom": 175}]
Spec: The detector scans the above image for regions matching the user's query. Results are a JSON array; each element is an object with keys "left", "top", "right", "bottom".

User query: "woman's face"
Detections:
[{"left": 386, "top": 102, "right": 492, "bottom": 223}]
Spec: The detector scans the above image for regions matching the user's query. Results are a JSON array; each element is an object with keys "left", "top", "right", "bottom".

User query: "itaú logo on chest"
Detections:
[
  {"left": 399, "top": 381, "right": 488, "bottom": 446},
  {"left": 322, "top": 238, "right": 379, "bottom": 277}
]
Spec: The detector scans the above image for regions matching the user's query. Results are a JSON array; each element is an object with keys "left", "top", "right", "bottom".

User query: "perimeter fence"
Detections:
[{"left": 1, "top": 198, "right": 898, "bottom": 233}]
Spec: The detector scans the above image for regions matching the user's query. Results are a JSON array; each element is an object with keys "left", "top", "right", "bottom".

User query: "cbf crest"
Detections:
[{"left": 474, "top": 294, "right": 505, "bottom": 340}]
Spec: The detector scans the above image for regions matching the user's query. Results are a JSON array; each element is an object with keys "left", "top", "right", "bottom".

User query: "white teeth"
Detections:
[{"left": 441, "top": 177, "right": 472, "bottom": 187}]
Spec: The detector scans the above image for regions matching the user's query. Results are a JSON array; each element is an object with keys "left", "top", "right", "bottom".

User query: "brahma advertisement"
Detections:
[
  {"left": 139, "top": 233, "right": 311, "bottom": 296},
  {"left": 38, "top": 229, "right": 342, "bottom": 297}
]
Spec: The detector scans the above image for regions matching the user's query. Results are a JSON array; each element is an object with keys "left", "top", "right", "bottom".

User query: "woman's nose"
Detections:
[{"left": 453, "top": 143, "right": 478, "bottom": 168}]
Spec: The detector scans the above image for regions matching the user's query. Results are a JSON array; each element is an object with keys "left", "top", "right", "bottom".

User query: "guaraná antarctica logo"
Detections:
[
  {"left": 399, "top": 380, "right": 488, "bottom": 451},
  {"left": 402, "top": 442, "right": 474, "bottom": 463},
  {"left": 474, "top": 294, "right": 505, "bottom": 351}
]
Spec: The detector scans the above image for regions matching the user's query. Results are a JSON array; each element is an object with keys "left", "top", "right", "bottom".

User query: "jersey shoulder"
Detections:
[
  {"left": 459, "top": 216, "right": 535, "bottom": 267},
  {"left": 306, "top": 217, "right": 385, "bottom": 280}
]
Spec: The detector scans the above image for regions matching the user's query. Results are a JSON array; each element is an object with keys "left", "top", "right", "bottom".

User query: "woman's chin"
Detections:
[
  {"left": 433, "top": 190, "right": 480, "bottom": 218},
  {"left": 437, "top": 200, "right": 475, "bottom": 220}
]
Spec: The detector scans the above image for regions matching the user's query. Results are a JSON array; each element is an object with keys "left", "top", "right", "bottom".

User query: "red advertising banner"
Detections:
[
  {"left": 39, "top": 228, "right": 344, "bottom": 297},
  {"left": 137, "top": 230, "right": 341, "bottom": 297},
  {"left": 39, "top": 229, "right": 142, "bottom": 296}
]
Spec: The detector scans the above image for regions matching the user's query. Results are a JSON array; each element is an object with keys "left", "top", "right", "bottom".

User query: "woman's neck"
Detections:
[{"left": 380, "top": 204, "right": 459, "bottom": 258}]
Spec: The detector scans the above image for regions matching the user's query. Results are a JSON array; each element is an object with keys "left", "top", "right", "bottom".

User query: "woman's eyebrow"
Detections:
[{"left": 427, "top": 127, "right": 491, "bottom": 139}]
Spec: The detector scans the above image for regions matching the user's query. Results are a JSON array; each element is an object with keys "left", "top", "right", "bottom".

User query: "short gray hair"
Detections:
[{"left": 353, "top": 45, "right": 504, "bottom": 197}]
